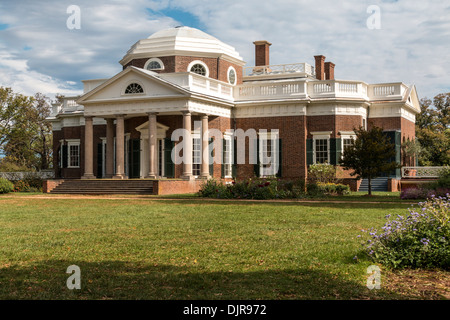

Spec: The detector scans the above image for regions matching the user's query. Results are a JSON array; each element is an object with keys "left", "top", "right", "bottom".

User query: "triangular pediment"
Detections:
[
  {"left": 404, "top": 85, "right": 421, "bottom": 114},
  {"left": 77, "top": 67, "right": 189, "bottom": 104}
]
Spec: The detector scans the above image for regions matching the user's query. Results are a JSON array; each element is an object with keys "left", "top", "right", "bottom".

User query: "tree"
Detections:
[
  {"left": 339, "top": 126, "right": 400, "bottom": 196},
  {"left": 0, "top": 87, "right": 53, "bottom": 171},
  {"left": 416, "top": 93, "right": 450, "bottom": 166}
]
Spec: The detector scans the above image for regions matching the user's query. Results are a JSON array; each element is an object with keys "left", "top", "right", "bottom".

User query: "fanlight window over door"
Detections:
[{"left": 125, "top": 83, "right": 144, "bottom": 94}]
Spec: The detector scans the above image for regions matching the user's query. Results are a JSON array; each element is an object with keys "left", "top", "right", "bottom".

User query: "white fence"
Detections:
[
  {"left": 401, "top": 166, "right": 447, "bottom": 178},
  {"left": 0, "top": 171, "right": 55, "bottom": 181}
]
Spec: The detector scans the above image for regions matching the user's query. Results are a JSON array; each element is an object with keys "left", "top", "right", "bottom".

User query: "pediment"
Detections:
[
  {"left": 404, "top": 85, "right": 421, "bottom": 114},
  {"left": 77, "top": 67, "right": 189, "bottom": 104}
]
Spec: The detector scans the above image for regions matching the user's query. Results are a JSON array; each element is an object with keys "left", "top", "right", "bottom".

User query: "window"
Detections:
[
  {"left": 314, "top": 139, "right": 329, "bottom": 163},
  {"left": 343, "top": 138, "right": 354, "bottom": 152},
  {"left": 340, "top": 133, "right": 356, "bottom": 157},
  {"left": 188, "top": 60, "right": 209, "bottom": 77},
  {"left": 67, "top": 141, "right": 80, "bottom": 168},
  {"left": 259, "top": 131, "right": 279, "bottom": 177},
  {"left": 228, "top": 67, "right": 236, "bottom": 85},
  {"left": 125, "top": 83, "right": 144, "bottom": 94},
  {"left": 145, "top": 58, "right": 164, "bottom": 71},
  {"left": 223, "top": 136, "right": 232, "bottom": 177},
  {"left": 192, "top": 137, "right": 201, "bottom": 176},
  {"left": 191, "top": 64, "right": 206, "bottom": 76}
]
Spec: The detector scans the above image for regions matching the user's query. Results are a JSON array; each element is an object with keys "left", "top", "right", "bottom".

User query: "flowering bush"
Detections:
[
  {"left": 13, "top": 180, "right": 30, "bottom": 192},
  {"left": 400, "top": 187, "right": 450, "bottom": 200},
  {"left": 0, "top": 178, "right": 14, "bottom": 194},
  {"left": 359, "top": 194, "right": 450, "bottom": 269}
]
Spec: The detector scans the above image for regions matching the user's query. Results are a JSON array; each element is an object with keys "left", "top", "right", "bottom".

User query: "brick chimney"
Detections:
[
  {"left": 314, "top": 55, "right": 326, "bottom": 80},
  {"left": 324, "top": 62, "right": 335, "bottom": 80},
  {"left": 254, "top": 40, "right": 272, "bottom": 66}
]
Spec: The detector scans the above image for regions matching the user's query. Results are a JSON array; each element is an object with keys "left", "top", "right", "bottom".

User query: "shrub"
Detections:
[
  {"left": 359, "top": 194, "right": 450, "bottom": 269},
  {"left": 308, "top": 163, "right": 337, "bottom": 184},
  {"left": 317, "top": 182, "right": 351, "bottom": 195},
  {"left": 13, "top": 180, "right": 30, "bottom": 192},
  {"left": 0, "top": 178, "right": 14, "bottom": 194},
  {"left": 401, "top": 187, "right": 450, "bottom": 200},
  {"left": 23, "top": 172, "right": 44, "bottom": 191}
]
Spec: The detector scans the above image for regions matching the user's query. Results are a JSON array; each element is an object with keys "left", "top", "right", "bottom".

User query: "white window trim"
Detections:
[
  {"left": 258, "top": 130, "right": 279, "bottom": 177},
  {"left": 311, "top": 131, "right": 331, "bottom": 164},
  {"left": 227, "top": 66, "right": 237, "bottom": 85},
  {"left": 66, "top": 139, "right": 81, "bottom": 168},
  {"left": 192, "top": 131, "right": 201, "bottom": 177},
  {"left": 223, "top": 133, "right": 233, "bottom": 178},
  {"left": 187, "top": 60, "right": 209, "bottom": 78},
  {"left": 144, "top": 57, "right": 165, "bottom": 71}
]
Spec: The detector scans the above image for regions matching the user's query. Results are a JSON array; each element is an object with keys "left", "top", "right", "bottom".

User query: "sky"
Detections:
[{"left": 0, "top": 0, "right": 449, "bottom": 101}]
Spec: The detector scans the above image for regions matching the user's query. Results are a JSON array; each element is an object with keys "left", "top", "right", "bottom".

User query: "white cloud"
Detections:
[{"left": 0, "top": 0, "right": 448, "bottom": 99}]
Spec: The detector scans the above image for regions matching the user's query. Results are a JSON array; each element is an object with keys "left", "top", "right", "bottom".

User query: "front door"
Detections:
[{"left": 128, "top": 139, "right": 141, "bottom": 179}]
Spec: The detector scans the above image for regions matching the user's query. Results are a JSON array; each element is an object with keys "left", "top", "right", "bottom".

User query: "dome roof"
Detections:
[{"left": 120, "top": 26, "right": 244, "bottom": 66}]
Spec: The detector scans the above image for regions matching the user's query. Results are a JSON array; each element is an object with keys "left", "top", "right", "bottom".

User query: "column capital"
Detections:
[
  {"left": 147, "top": 112, "right": 158, "bottom": 116},
  {"left": 181, "top": 110, "right": 191, "bottom": 116},
  {"left": 84, "top": 116, "right": 94, "bottom": 121},
  {"left": 114, "top": 114, "right": 126, "bottom": 118}
]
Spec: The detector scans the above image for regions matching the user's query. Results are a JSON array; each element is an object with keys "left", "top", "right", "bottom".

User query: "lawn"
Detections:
[{"left": 0, "top": 193, "right": 448, "bottom": 300}]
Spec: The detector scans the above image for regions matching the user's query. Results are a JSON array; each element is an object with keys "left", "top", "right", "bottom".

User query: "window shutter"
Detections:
[
  {"left": 232, "top": 138, "right": 237, "bottom": 178},
  {"left": 209, "top": 138, "right": 214, "bottom": 176},
  {"left": 164, "top": 138, "right": 174, "bottom": 178},
  {"left": 62, "top": 145, "right": 68, "bottom": 168},
  {"left": 276, "top": 139, "right": 282, "bottom": 177},
  {"left": 97, "top": 143, "right": 103, "bottom": 178},
  {"left": 221, "top": 138, "right": 225, "bottom": 178},
  {"left": 306, "top": 139, "right": 313, "bottom": 166},
  {"left": 329, "top": 138, "right": 341, "bottom": 165},
  {"left": 253, "top": 138, "right": 260, "bottom": 177}
]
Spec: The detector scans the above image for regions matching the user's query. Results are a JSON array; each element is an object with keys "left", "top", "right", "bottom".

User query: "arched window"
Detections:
[
  {"left": 145, "top": 58, "right": 164, "bottom": 71},
  {"left": 125, "top": 83, "right": 144, "bottom": 94},
  {"left": 190, "top": 63, "right": 207, "bottom": 76}
]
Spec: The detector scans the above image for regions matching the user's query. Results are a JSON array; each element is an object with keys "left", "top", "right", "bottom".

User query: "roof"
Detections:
[{"left": 119, "top": 26, "right": 245, "bottom": 66}]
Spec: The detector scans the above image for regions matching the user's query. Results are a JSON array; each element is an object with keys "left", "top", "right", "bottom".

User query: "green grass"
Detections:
[{"left": 0, "top": 193, "right": 425, "bottom": 299}]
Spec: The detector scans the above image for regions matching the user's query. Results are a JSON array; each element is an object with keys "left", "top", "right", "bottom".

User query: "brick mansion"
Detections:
[{"left": 46, "top": 26, "right": 420, "bottom": 194}]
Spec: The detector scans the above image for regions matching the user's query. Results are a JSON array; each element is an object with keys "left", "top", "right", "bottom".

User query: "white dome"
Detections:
[{"left": 120, "top": 26, "right": 244, "bottom": 66}]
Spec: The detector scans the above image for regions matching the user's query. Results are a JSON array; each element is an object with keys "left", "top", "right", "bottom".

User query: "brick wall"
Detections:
[{"left": 123, "top": 56, "right": 243, "bottom": 85}]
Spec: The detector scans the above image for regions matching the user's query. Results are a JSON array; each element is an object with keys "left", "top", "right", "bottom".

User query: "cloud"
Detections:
[{"left": 0, "top": 0, "right": 448, "bottom": 100}]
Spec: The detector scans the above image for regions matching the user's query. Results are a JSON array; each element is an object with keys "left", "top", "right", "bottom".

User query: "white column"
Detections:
[
  {"left": 113, "top": 114, "right": 126, "bottom": 179},
  {"left": 81, "top": 116, "right": 95, "bottom": 179},
  {"left": 146, "top": 112, "right": 157, "bottom": 179},
  {"left": 200, "top": 114, "right": 210, "bottom": 179},
  {"left": 181, "top": 111, "right": 194, "bottom": 180},
  {"left": 105, "top": 118, "right": 114, "bottom": 178}
]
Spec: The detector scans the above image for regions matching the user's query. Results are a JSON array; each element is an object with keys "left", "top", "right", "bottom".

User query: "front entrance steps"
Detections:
[
  {"left": 358, "top": 177, "right": 389, "bottom": 192},
  {"left": 49, "top": 179, "right": 155, "bottom": 195}
]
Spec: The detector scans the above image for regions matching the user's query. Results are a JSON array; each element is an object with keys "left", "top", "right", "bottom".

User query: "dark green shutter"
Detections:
[
  {"left": 329, "top": 138, "right": 341, "bottom": 165},
  {"left": 221, "top": 138, "right": 225, "bottom": 178},
  {"left": 209, "top": 138, "right": 214, "bottom": 176},
  {"left": 164, "top": 138, "right": 175, "bottom": 178},
  {"left": 394, "top": 131, "right": 401, "bottom": 178},
  {"left": 276, "top": 139, "right": 282, "bottom": 177},
  {"left": 129, "top": 139, "right": 140, "bottom": 179},
  {"left": 253, "top": 138, "right": 260, "bottom": 177},
  {"left": 97, "top": 143, "right": 103, "bottom": 178},
  {"left": 232, "top": 138, "right": 237, "bottom": 178},
  {"left": 62, "top": 145, "right": 68, "bottom": 168},
  {"left": 306, "top": 139, "right": 313, "bottom": 166}
]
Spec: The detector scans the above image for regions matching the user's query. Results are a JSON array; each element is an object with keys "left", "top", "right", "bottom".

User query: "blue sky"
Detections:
[{"left": 0, "top": 0, "right": 449, "bottom": 100}]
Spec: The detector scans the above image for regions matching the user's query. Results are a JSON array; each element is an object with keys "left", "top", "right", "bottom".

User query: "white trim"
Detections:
[
  {"left": 122, "top": 80, "right": 146, "bottom": 96},
  {"left": 223, "top": 135, "right": 233, "bottom": 178},
  {"left": 144, "top": 58, "right": 165, "bottom": 71},
  {"left": 258, "top": 130, "right": 279, "bottom": 177},
  {"left": 188, "top": 60, "right": 210, "bottom": 78},
  {"left": 67, "top": 140, "right": 81, "bottom": 168},
  {"left": 227, "top": 66, "right": 237, "bottom": 85},
  {"left": 311, "top": 132, "right": 330, "bottom": 164}
]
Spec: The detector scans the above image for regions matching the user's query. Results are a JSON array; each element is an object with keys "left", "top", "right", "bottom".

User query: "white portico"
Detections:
[{"left": 76, "top": 66, "right": 233, "bottom": 180}]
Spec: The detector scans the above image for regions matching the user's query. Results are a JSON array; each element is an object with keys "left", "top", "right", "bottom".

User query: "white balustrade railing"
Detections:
[
  {"left": 244, "top": 63, "right": 315, "bottom": 77},
  {"left": 401, "top": 166, "right": 447, "bottom": 178}
]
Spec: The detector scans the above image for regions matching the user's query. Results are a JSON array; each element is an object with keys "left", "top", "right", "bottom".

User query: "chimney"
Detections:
[
  {"left": 324, "top": 62, "right": 335, "bottom": 80},
  {"left": 254, "top": 40, "right": 272, "bottom": 66},
  {"left": 314, "top": 55, "right": 326, "bottom": 80}
]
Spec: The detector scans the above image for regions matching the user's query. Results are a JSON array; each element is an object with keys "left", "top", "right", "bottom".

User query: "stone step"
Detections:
[{"left": 50, "top": 179, "right": 155, "bottom": 195}]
